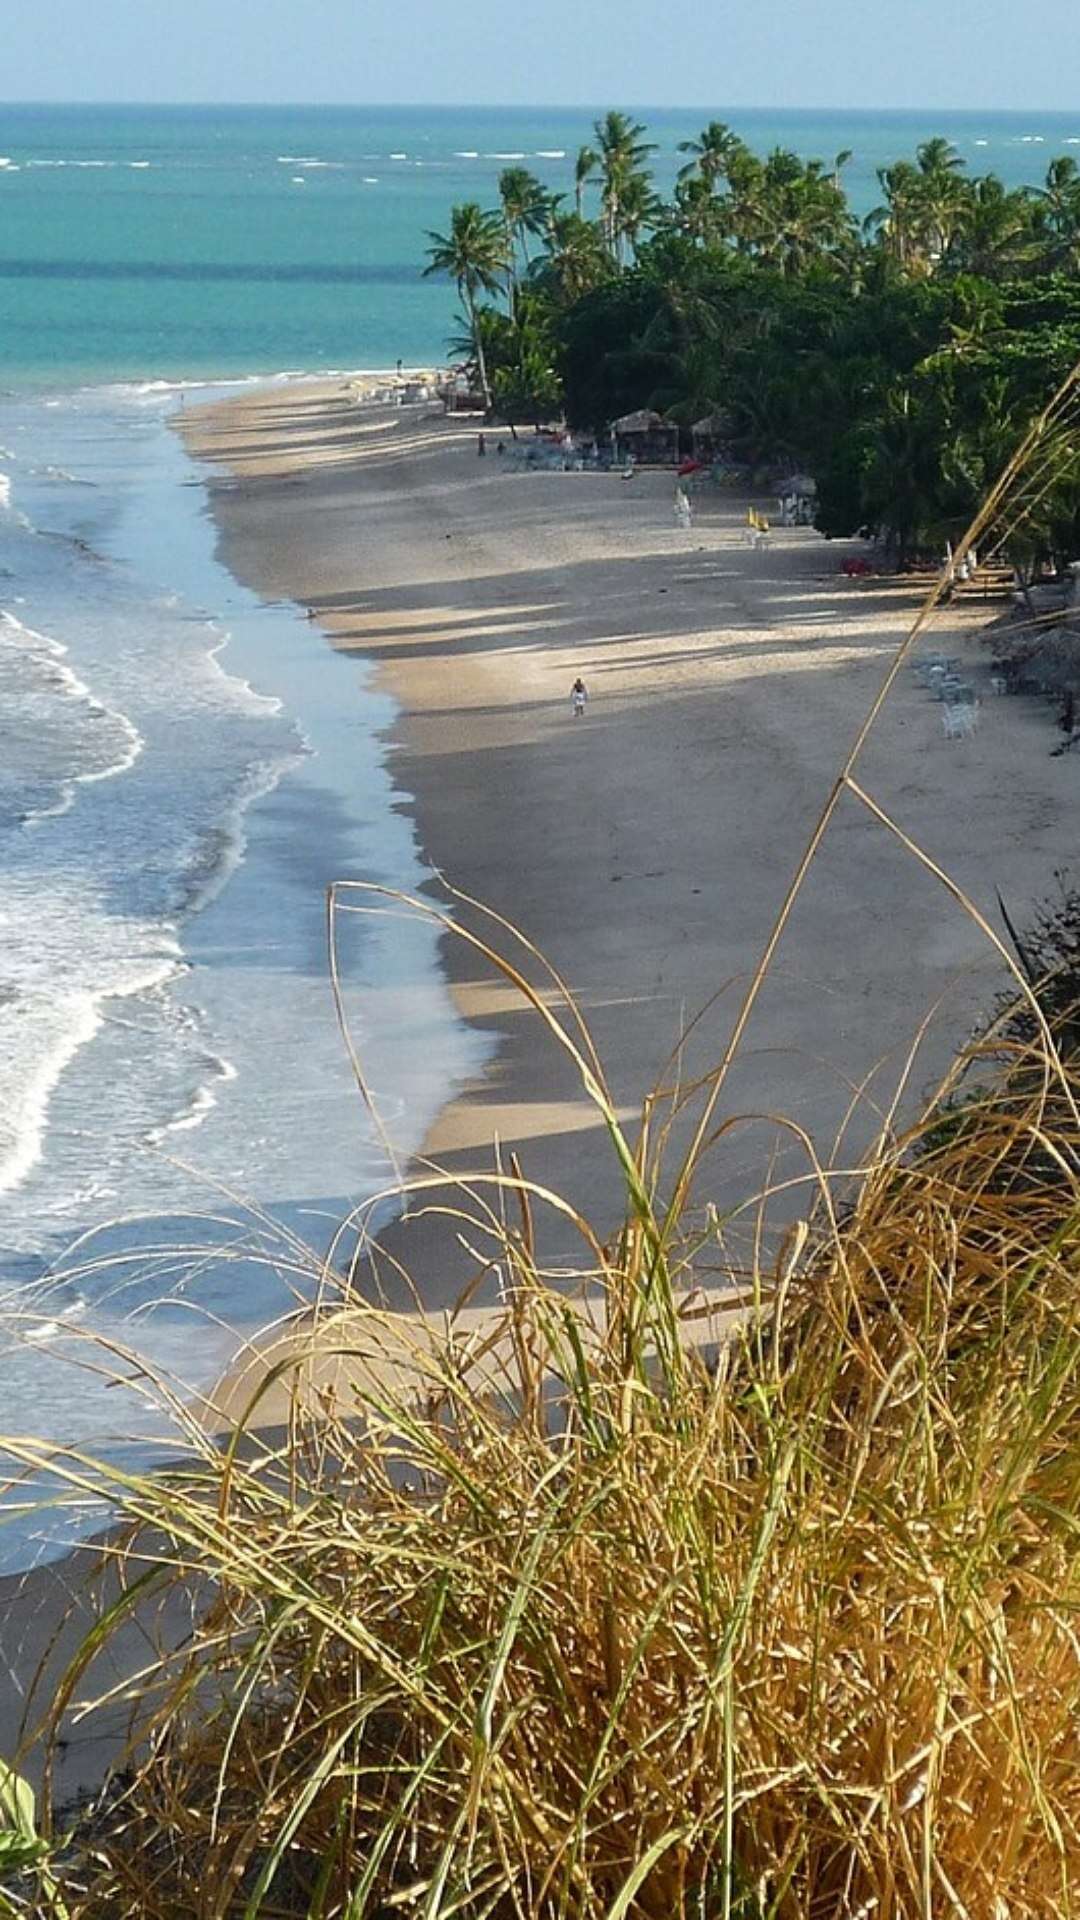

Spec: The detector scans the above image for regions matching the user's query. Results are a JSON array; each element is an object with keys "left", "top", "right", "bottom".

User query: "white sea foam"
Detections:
[
  {"left": 128, "top": 161, "right": 152, "bottom": 169},
  {"left": 23, "top": 1300, "right": 85, "bottom": 1343},
  {"left": 143, "top": 1056, "right": 236, "bottom": 1143},
  {"left": 0, "top": 939, "right": 181, "bottom": 1198},
  {"left": 535, "top": 149, "right": 566, "bottom": 159},
  {"left": 0, "top": 475, "right": 10, "bottom": 511},
  {"left": 455, "top": 150, "right": 479, "bottom": 158},
  {"left": 0, "top": 611, "right": 144, "bottom": 819},
  {"left": 363, "top": 176, "right": 379, "bottom": 184},
  {"left": 389, "top": 151, "right": 408, "bottom": 159},
  {"left": 32, "top": 464, "right": 96, "bottom": 487},
  {"left": 486, "top": 151, "right": 526, "bottom": 160}
]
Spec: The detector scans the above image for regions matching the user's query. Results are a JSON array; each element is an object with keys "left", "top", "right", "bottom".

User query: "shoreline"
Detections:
[
  {"left": 2, "top": 369, "right": 1076, "bottom": 1799},
  {"left": 181, "top": 378, "right": 1077, "bottom": 1305}
]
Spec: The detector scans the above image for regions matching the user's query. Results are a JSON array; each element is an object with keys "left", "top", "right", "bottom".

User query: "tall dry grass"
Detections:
[
  {"left": 4, "top": 359, "right": 1080, "bottom": 1919},
  {"left": 6, "top": 1007, "right": 1080, "bottom": 1919}
]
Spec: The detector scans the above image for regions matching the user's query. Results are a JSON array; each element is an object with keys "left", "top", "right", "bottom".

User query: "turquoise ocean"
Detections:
[
  {"left": 2, "top": 105, "right": 1080, "bottom": 385},
  {"left": 0, "top": 105, "right": 1077, "bottom": 1564}
]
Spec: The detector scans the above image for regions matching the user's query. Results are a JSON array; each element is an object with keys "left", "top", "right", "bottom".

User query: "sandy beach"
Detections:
[
  {"left": 183, "top": 381, "right": 1075, "bottom": 1275},
  {"left": 2, "top": 376, "right": 1076, "bottom": 1799}
]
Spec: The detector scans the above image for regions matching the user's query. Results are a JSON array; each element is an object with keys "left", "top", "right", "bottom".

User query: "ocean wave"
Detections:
[
  {"left": 171, "top": 747, "right": 303, "bottom": 917},
  {"left": 143, "top": 1054, "right": 236, "bottom": 1144},
  {"left": 22, "top": 1299, "right": 86, "bottom": 1343},
  {"left": 486, "top": 151, "right": 526, "bottom": 160},
  {"left": 0, "top": 474, "right": 10, "bottom": 511},
  {"left": 202, "top": 620, "right": 288, "bottom": 718},
  {"left": 389, "top": 151, "right": 407, "bottom": 160},
  {"left": 0, "top": 611, "right": 144, "bottom": 821},
  {"left": 31, "top": 464, "right": 97, "bottom": 486},
  {"left": 535, "top": 149, "right": 567, "bottom": 159},
  {"left": 363, "top": 176, "right": 379, "bottom": 184},
  {"left": 87, "top": 373, "right": 340, "bottom": 413},
  {"left": 454, "top": 150, "right": 479, "bottom": 159},
  {"left": 0, "top": 934, "right": 181, "bottom": 1199}
]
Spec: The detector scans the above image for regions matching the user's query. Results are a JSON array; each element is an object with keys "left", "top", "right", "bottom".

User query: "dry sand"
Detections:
[
  {"left": 3, "top": 376, "right": 1076, "bottom": 1797},
  {"left": 183, "top": 380, "right": 1074, "bottom": 1269}
]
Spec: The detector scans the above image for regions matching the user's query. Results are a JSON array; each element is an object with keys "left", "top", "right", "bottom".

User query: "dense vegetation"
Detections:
[{"left": 425, "top": 114, "right": 1080, "bottom": 561}]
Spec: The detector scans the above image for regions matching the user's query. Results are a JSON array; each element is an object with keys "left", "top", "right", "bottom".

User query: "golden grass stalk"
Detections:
[{"left": 5, "top": 1017, "right": 1080, "bottom": 1920}]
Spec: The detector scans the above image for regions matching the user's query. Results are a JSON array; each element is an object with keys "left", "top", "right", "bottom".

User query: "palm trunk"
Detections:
[
  {"left": 465, "top": 288, "right": 492, "bottom": 413},
  {"left": 505, "top": 221, "right": 517, "bottom": 325}
]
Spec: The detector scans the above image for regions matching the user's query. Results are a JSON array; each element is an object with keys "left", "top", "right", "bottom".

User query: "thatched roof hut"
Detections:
[
  {"left": 612, "top": 408, "right": 679, "bottom": 466},
  {"left": 690, "top": 411, "right": 731, "bottom": 462}
]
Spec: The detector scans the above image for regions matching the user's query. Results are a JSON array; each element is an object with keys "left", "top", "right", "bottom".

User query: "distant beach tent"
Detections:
[{"left": 612, "top": 408, "right": 679, "bottom": 467}]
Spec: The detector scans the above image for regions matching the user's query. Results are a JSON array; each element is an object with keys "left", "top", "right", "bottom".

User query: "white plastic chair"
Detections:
[{"left": 943, "top": 702, "right": 978, "bottom": 739}]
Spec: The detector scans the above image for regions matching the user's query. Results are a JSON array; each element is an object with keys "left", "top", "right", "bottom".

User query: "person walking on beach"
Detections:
[
  {"left": 478, "top": 432, "right": 487, "bottom": 457},
  {"left": 571, "top": 676, "right": 588, "bottom": 719}
]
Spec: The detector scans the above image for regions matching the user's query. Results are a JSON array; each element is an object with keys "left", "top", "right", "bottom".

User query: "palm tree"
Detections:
[
  {"left": 537, "top": 213, "right": 610, "bottom": 303},
  {"left": 614, "top": 171, "right": 661, "bottom": 260},
  {"left": 866, "top": 161, "right": 926, "bottom": 271},
  {"left": 832, "top": 148, "right": 853, "bottom": 191},
  {"left": 677, "top": 120, "right": 743, "bottom": 188},
  {"left": 592, "top": 110, "right": 657, "bottom": 260},
  {"left": 1029, "top": 156, "right": 1080, "bottom": 270},
  {"left": 720, "top": 146, "right": 767, "bottom": 252},
  {"left": 424, "top": 203, "right": 509, "bottom": 409},
  {"left": 499, "top": 168, "right": 551, "bottom": 265},
  {"left": 498, "top": 167, "right": 552, "bottom": 315},
  {"left": 668, "top": 174, "right": 724, "bottom": 246},
  {"left": 947, "top": 176, "right": 1035, "bottom": 278},
  {"left": 915, "top": 138, "right": 967, "bottom": 260},
  {"left": 573, "top": 144, "right": 598, "bottom": 218},
  {"left": 745, "top": 150, "right": 854, "bottom": 275}
]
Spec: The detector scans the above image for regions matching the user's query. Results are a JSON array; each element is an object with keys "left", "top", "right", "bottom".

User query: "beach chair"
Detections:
[{"left": 943, "top": 701, "right": 978, "bottom": 739}]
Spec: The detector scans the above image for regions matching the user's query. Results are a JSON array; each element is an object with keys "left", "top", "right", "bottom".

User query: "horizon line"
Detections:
[{"left": 0, "top": 99, "right": 1076, "bottom": 116}]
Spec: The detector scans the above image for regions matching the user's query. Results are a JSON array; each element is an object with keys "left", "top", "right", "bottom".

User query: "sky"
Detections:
[{"left": 4, "top": 0, "right": 1080, "bottom": 111}]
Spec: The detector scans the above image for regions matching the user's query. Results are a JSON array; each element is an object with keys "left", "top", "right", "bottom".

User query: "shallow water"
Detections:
[{"left": 0, "top": 381, "right": 487, "bottom": 1567}]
